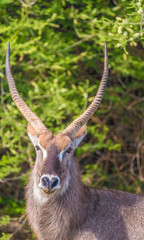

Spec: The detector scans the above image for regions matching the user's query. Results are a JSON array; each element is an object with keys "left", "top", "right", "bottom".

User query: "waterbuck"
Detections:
[{"left": 5, "top": 42, "right": 144, "bottom": 240}]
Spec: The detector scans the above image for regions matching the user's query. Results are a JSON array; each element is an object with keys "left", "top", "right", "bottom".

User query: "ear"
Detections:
[
  {"left": 27, "top": 123, "right": 38, "bottom": 147},
  {"left": 72, "top": 125, "right": 87, "bottom": 149}
]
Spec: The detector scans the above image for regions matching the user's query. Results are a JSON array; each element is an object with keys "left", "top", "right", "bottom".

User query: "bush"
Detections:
[{"left": 0, "top": 0, "right": 144, "bottom": 239}]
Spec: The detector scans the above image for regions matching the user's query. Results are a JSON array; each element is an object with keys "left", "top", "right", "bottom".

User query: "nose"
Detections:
[{"left": 41, "top": 176, "right": 59, "bottom": 191}]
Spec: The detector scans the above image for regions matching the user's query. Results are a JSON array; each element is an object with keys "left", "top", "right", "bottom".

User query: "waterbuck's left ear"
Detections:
[
  {"left": 72, "top": 125, "right": 87, "bottom": 149},
  {"left": 27, "top": 123, "right": 38, "bottom": 147}
]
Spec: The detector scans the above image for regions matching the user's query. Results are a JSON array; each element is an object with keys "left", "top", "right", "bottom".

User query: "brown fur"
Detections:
[
  {"left": 8, "top": 42, "right": 144, "bottom": 239},
  {"left": 26, "top": 125, "right": 144, "bottom": 240}
]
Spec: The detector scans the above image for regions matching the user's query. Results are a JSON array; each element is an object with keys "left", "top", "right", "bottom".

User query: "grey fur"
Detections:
[
  {"left": 6, "top": 42, "right": 144, "bottom": 240},
  {"left": 26, "top": 138, "right": 144, "bottom": 240}
]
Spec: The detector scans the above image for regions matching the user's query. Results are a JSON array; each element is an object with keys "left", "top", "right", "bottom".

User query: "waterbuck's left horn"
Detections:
[
  {"left": 5, "top": 42, "right": 49, "bottom": 136},
  {"left": 62, "top": 41, "right": 108, "bottom": 139}
]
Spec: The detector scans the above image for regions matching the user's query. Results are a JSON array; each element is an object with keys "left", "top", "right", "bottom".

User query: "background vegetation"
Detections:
[{"left": 0, "top": 0, "right": 144, "bottom": 239}]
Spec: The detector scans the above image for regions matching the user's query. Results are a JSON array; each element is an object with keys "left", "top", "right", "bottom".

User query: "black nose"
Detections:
[{"left": 41, "top": 176, "right": 59, "bottom": 191}]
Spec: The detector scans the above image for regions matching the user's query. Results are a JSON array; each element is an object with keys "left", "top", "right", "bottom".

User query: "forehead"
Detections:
[{"left": 38, "top": 133, "right": 71, "bottom": 151}]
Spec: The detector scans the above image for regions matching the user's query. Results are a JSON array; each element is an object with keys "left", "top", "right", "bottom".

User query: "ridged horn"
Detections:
[
  {"left": 62, "top": 41, "right": 108, "bottom": 139},
  {"left": 5, "top": 42, "right": 49, "bottom": 136}
]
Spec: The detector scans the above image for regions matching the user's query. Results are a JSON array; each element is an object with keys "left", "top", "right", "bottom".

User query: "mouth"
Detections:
[
  {"left": 38, "top": 184, "right": 56, "bottom": 194},
  {"left": 42, "top": 187, "right": 56, "bottom": 194}
]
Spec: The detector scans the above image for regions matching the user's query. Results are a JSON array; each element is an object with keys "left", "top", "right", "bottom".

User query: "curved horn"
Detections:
[
  {"left": 5, "top": 42, "right": 49, "bottom": 136},
  {"left": 62, "top": 41, "right": 108, "bottom": 139}
]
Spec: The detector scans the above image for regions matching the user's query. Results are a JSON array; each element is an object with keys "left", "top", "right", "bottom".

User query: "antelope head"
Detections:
[{"left": 5, "top": 42, "right": 108, "bottom": 198}]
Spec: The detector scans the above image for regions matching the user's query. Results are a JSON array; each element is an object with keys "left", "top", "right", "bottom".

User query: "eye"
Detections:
[
  {"left": 35, "top": 145, "right": 41, "bottom": 151},
  {"left": 65, "top": 147, "right": 73, "bottom": 154}
]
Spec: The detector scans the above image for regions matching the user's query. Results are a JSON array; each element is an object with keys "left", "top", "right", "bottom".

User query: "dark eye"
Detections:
[
  {"left": 65, "top": 147, "right": 73, "bottom": 154},
  {"left": 35, "top": 145, "right": 41, "bottom": 151}
]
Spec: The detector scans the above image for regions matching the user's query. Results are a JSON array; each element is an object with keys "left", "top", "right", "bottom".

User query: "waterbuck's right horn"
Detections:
[{"left": 5, "top": 42, "right": 49, "bottom": 136}]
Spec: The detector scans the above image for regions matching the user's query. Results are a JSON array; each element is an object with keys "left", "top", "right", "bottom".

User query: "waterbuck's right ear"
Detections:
[
  {"left": 72, "top": 125, "right": 87, "bottom": 149},
  {"left": 27, "top": 123, "right": 38, "bottom": 146}
]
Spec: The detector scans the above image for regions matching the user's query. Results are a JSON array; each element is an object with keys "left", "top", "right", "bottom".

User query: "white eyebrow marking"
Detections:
[
  {"left": 37, "top": 140, "right": 47, "bottom": 159},
  {"left": 58, "top": 143, "right": 71, "bottom": 161},
  {"left": 58, "top": 150, "right": 65, "bottom": 161},
  {"left": 28, "top": 133, "right": 47, "bottom": 159}
]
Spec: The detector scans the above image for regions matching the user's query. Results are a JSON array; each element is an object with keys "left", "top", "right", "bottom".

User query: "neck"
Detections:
[{"left": 26, "top": 166, "right": 89, "bottom": 240}]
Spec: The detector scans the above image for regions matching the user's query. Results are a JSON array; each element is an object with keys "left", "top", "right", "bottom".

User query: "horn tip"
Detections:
[
  {"left": 104, "top": 41, "right": 107, "bottom": 54},
  {"left": 104, "top": 41, "right": 108, "bottom": 66},
  {"left": 7, "top": 41, "right": 10, "bottom": 56},
  {"left": 5, "top": 41, "right": 11, "bottom": 80}
]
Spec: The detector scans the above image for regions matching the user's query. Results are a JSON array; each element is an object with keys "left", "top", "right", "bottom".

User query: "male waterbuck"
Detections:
[{"left": 6, "top": 42, "right": 144, "bottom": 240}]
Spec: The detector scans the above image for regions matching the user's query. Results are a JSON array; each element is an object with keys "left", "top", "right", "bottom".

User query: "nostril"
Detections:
[
  {"left": 50, "top": 177, "right": 59, "bottom": 189},
  {"left": 41, "top": 176, "right": 49, "bottom": 188}
]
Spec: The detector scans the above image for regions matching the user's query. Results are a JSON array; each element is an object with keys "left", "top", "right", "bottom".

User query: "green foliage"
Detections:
[
  {"left": 0, "top": 0, "right": 144, "bottom": 238},
  {"left": 0, "top": 216, "right": 10, "bottom": 227},
  {"left": 82, "top": 164, "right": 108, "bottom": 186},
  {"left": 0, "top": 233, "right": 12, "bottom": 240}
]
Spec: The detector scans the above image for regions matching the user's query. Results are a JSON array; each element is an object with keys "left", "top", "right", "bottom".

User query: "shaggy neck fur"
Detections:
[{"left": 26, "top": 160, "right": 90, "bottom": 240}]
